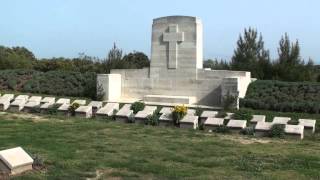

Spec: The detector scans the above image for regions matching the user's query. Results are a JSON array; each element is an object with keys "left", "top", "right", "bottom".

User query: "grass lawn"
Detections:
[{"left": 0, "top": 112, "right": 319, "bottom": 180}]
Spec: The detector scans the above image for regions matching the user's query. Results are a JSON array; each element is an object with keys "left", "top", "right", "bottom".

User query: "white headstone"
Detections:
[
  {"left": 227, "top": 120, "right": 247, "bottom": 129},
  {"left": 273, "top": 117, "right": 291, "bottom": 125},
  {"left": 180, "top": 116, "right": 198, "bottom": 129},
  {"left": 299, "top": 119, "right": 316, "bottom": 134},
  {"left": 72, "top": 100, "right": 86, "bottom": 105},
  {"left": 115, "top": 104, "right": 133, "bottom": 122},
  {"left": 96, "top": 103, "right": 119, "bottom": 117},
  {"left": 0, "top": 147, "right": 33, "bottom": 175},
  {"left": 204, "top": 117, "right": 224, "bottom": 126},
  {"left": 56, "top": 98, "right": 70, "bottom": 105},
  {"left": 75, "top": 106, "right": 92, "bottom": 118},
  {"left": 201, "top": 111, "right": 218, "bottom": 119},
  {"left": 255, "top": 121, "right": 273, "bottom": 131},
  {"left": 251, "top": 115, "right": 266, "bottom": 123},
  {"left": 285, "top": 125, "right": 304, "bottom": 140}
]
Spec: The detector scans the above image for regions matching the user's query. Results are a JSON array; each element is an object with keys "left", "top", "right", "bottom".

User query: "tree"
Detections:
[
  {"left": 231, "top": 28, "right": 271, "bottom": 79},
  {"left": 122, "top": 51, "right": 150, "bottom": 69},
  {"left": 103, "top": 43, "right": 124, "bottom": 73},
  {"left": 203, "top": 59, "right": 230, "bottom": 70}
]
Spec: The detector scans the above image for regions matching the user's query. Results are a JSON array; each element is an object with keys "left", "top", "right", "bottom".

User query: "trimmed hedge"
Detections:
[
  {"left": 0, "top": 69, "right": 97, "bottom": 99},
  {"left": 241, "top": 80, "right": 320, "bottom": 113}
]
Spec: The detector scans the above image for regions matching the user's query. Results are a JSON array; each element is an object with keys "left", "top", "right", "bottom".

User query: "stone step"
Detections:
[{"left": 144, "top": 95, "right": 196, "bottom": 104}]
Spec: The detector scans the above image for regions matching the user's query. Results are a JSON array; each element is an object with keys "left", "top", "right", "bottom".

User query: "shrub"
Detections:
[
  {"left": 32, "top": 154, "right": 45, "bottom": 170},
  {"left": 68, "top": 103, "right": 80, "bottom": 116},
  {"left": 130, "top": 101, "right": 145, "bottom": 114},
  {"left": 241, "top": 127, "right": 255, "bottom": 136},
  {"left": 287, "top": 119, "right": 299, "bottom": 125},
  {"left": 232, "top": 109, "right": 253, "bottom": 122},
  {"left": 269, "top": 124, "right": 285, "bottom": 138},
  {"left": 222, "top": 92, "right": 238, "bottom": 111},
  {"left": 172, "top": 105, "right": 188, "bottom": 125},
  {"left": 242, "top": 80, "right": 320, "bottom": 113},
  {"left": 29, "top": 105, "right": 41, "bottom": 114},
  {"left": 147, "top": 110, "right": 161, "bottom": 126},
  {"left": 215, "top": 125, "right": 230, "bottom": 134},
  {"left": 47, "top": 104, "right": 60, "bottom": 115}
]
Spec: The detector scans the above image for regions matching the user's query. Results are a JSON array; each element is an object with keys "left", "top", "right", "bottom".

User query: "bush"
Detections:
[
  {"left": 215, "top": 125, "right": 230, "bottom": 134},
  {"left": 269, "top": 124, "right": 285, "bottom": 138},
  {"left": 242, "top": 80, "right": 320, "bottom": 114},
  {"left": 232, "top": 109, "right": 253, "bottom": 122},
  {"left": 68, "top": 103, "right": 80, "bottom": 116},
  {"left": 241, "top": 127, "right": 255, "bottom": 136},
  {"left": 222, "top": 92, "right": 238, "bottom": 111},
  {"left": 130, "top": 101, "right": 145, "bottom": 114},
  {"left": 47, "top": 104, "right": 60, "bottom": 115},
  {"left": 29, "top": 105, "right": 41, "bottom": 114},
  {"left": 172, "top": 105, "right": 188, "bottom": 125}
]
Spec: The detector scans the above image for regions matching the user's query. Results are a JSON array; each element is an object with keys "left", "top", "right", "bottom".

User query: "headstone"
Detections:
[
  {"left": 200, "top": 110, "right": 218, "bottom": 123},
  {"left": 180, "top": 116, "right": 198, "bottom": 129},
  {"left": 56, "top": 98, "right": 70, "bottom": 105},
  {"left": 0, "top": 94, "right": 14, "bottom": 111},
  {"left": 0, "top": 147, "right": 33, "bottom": 175},
  {"left": 187, "top": 109, "right": 196, "bottom": 116},
  {"left": 72, "top": 100, "right": 86, "bottom": 105},
  {"left": 285, "top": 125, "right": 304, "bottom": 140},
  {"left": 204, "top": 118, "right": 224, "bottom": 131},
  {"left": 88, "top": 101, "right": 103, "bottom": 109},
  {"left": 227, "top": 120, "right": 247, "bottom": 133},
  {"left": 255, "top": 121, "right": 273, "bottom": 137},
  {"left": 99, "top": 16, "right": 252, "bottom": 107},
  {"left": 115, "top": 104, "right": 133, "bottom": 123},
  {"left": 299, "top": 119, "right": 316, "bottom": 134},
  {"left": 96, "top": 103, "right": 119, "bottom": 117},
  {"left": 75, "top": 106, "right": 92, "bottom": 118},
  {"left": 9, "top": 95, "right": 29, "bottom": 112},
  {"left": 40, "top": 97, "right": 56, "bottom": 111},
  {"left": 273, "top": 117, "right": 291, "bottom": 125},
  {"left": 251, "top": 115, "right": 266, "bottom": 124},
  {"left": 134, "top": 106, "right": 157, "bottom": 124},
  {"left": 160, "top": 107, "right": 172, "bottom": 114},
  {"left": 159, "top": 113, "right": 173, "bottom": 127},
  {"left": 23, "top": 96, "right": 42, "bottom": 112}
]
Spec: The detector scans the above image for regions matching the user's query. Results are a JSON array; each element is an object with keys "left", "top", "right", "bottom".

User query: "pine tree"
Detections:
[{"left": 231, "top": 28, "right": 271, "bottom": 79}]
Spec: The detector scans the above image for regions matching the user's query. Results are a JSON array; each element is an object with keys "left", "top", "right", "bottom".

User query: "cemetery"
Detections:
[{"left": 0, "top": 15, "right": 319, "bottom": 179}]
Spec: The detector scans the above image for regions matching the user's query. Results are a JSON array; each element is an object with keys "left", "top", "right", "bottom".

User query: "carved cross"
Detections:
[{"left": 163, "top": 24, "right": 184, "bottom": 69}]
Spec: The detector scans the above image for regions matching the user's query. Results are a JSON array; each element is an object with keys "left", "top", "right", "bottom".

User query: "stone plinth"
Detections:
[
  {"left": 0, "top": 94, "right": 14, "bottom": 111},
  {"left": 9, "top": 99, "right": 27, "bottom": 112},
  {"left": 273, "top": 117, "right": 291, "bottom": 125},
  {"left": 97, "top": 74, "right": 122, "bottom": 101},
  {"left": 23, "top": 96, "right": 42, "bottom": 112},
  {"left": 227, "top": 120, "right": 246, "bottom": 133},
  {"left": 200, "top": 110, "right": 218, "bottom": 123},
  {"left": 255, "top": 122, "right": 273, "bottom": 137},
  {"left": 75, "top": 106, "right": 92, "bottom": 118},
  {"left": 159, "top": 113, "right": 173, "bottom": 127},
  {"left": 0, "top": 147, "right": 33, "bottom": 175},
  {"left": 299, "top": 119, "right": 316, "bottom": 134},
  {"left": 115, "top": 104, "right": 133, "bottom": 123},
  {"left": 251, "top": 115, "right": 266, "bottom": 124},
  {"left": 96, "top": 103, "right": 119, "bottom": 117},
  {"left": 134, "top": 106, "right": 157, "bottom": 124},
  {"left": 285, "top": 125, "right": 304, "bottom": 140},
  {"left": 204, "top": 118, "right": 224, "bottom": 131},
  {"left": 180, "top": 116, "right": 198, "bottom": 129}
]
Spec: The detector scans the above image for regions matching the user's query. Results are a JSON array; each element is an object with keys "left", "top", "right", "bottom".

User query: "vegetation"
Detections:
[
  {"left": 204, "top": 28, "right": 318, "bottom": 82},
  {"left": 0, "top": 112, "right": 318, "bottom": 179},
  {"left": 130, "top": 101, "right": 145, "bottom": 114},
  {"left": 68, "top": 103, "right": 80, "bottom": 116},
  {"left": 222, "top": 92, "right": 238, "bottom": 110},
  {"left": 172, "top": 105, "right": 188, "bottom": 125},
  {"left": 232, "top": 109, "right": 253, "bottom": 122},
  {"left": 269, "top": 124, "right": 286, "bottom": 138},
  {"left": 241, "top": 80, "right": 320, "bottom": 113},
  {"left": 0, "top": 69, "right": 97, "bottom": 99}
]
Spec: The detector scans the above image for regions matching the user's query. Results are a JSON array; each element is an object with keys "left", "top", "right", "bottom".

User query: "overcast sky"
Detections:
[{"left": 1, "top": 0, "right": 319, "bottom": 63}]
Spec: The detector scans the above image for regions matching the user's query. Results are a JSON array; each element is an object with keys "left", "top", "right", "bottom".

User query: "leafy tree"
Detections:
[
  {"left": 122, "top": 51, "right": 150, "bottom": 69},
  {"left": 231, "top": 28, "right": 271, "bottom": 79}
]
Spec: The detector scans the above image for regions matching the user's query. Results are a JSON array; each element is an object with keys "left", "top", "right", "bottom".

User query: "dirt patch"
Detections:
[
  {"left": 5, "top": 113, "right": 50, "bottom": 123},
  {"left": 87, "top": 168, "right": 154, "bottom": 180}
]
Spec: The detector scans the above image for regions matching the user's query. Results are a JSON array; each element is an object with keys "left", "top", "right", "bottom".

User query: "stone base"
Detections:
[
  {"left": 75, "top": 113, "right": 92, "bottom": 119},
  {"left": 115, "top": 117, "right": 128, "bottom": 123},
  {"left": 180, "top": 123, "right": 196, "bottom": 129},
  {"left": 158, "top": 121, "right": 172, "bottom": 127},
  {"left": 144, "top": 95, "right": 196, "bottom": 105},
  {"left": 135, "top": 118, "right": 147, "bottom": 125},
  {"left": 8, "top": 106, "right": 21, "bottom": 112},
  {"left": 228, "top": 128, "right": 242, "bottom": 134},
  {"left": 0, "top": 104, "right": 10, "bottom": 111},
  {"left": 11, "top": 164, "right": 33, "bottom": 175}
]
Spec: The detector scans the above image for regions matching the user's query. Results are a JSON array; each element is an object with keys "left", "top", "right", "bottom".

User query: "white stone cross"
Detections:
[{"left": 163, "top": 24, "right": 184, "bottom": 69}]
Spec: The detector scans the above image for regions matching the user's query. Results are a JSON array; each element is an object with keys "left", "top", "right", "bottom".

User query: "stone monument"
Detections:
[{"left": 98, "top": 16, "right": 252, "bottom": 107}]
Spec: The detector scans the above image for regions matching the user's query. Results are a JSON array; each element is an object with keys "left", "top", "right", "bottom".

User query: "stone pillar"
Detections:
[{"left": 97, "top": 74, "right": 122, "bottom": 101}]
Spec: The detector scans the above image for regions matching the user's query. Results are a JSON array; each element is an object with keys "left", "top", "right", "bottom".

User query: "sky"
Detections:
[{"left": 1, "top": 0, "right": 320, "bottom": 62}]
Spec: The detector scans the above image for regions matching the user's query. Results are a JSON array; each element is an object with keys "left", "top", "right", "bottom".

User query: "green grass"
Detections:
[{"left": 0, "top": 112, "right": 319, "bottom": 180}]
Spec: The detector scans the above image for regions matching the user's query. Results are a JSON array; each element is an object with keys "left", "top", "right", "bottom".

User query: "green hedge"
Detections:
[
  {"left": 0, "top": 69, "right": 97, "bottom": 99},
  {"left": 241, "top": 80, "right": 320, "bottom": 113}
]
